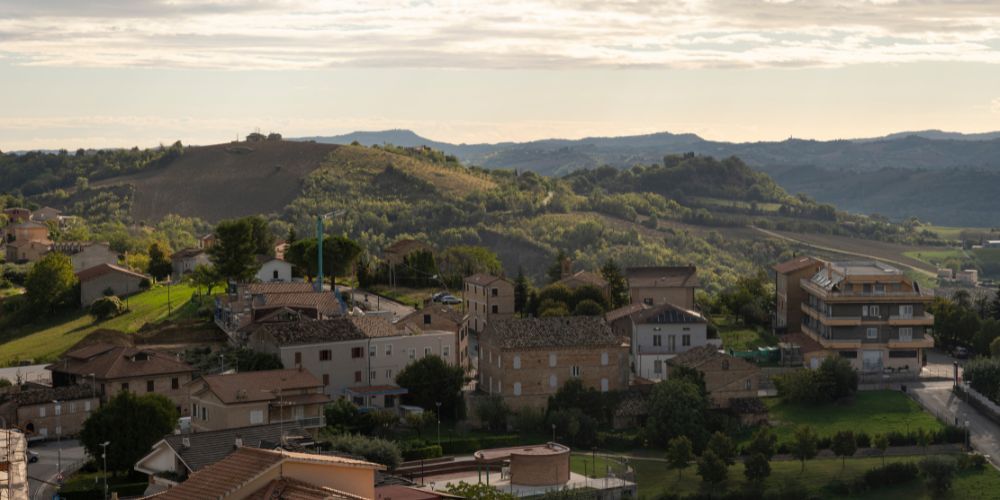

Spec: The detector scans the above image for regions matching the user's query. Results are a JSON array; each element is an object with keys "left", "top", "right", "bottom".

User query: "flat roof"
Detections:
[
  {"left": 474, "top": 442, "right": 570, "bottom": 462},
  {"left": 829, "top": 261, "right": 901, "bottom": 276}
]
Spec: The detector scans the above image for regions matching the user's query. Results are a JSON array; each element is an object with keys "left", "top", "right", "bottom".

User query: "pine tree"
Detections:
[
  {"left": 600, "top": 258, "right": 629, "bottom": 308},
  {"left": 514, "top": 266, "right": 529, "bottom": 315}
]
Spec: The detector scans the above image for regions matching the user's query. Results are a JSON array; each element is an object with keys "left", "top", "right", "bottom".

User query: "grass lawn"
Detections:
[
  {"left": 60, "top": 470, "right": 148, "bottom": 498},
  {"left": 714, "top": 315, "right": 778, "bottom": 351},
  {"left": 368, "top": 286, "right": 449, "bottom": 308},
  {"left": 0, "top": 283, "right": 199, "bottom": 365},
  {"left": 761, "top": 391, "right": 943, "bottom": 445}
]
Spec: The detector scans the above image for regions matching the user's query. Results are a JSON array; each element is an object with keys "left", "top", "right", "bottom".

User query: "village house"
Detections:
[
  {"left": 398, "top": 303, "right": 470, "bottom": 370},
  {"left": 254, "top": 255, "right": 293, "bottom": 283},
  {"left": 215, "top": 282, "right": 344, "bottom": 337},
  {"left": 0, "top": 384, "right": 99, "bottom": 440},
  {"left": 773, "top": 256, "right": 825, "bottom": 335},
  {"left": 170, "top": 247, "right": 210, "bottom": 280},
  {"left": 51, "top": 241, "right": 120, "bottom": 272},
  {"left": 76, "top": 263, "right": 149, "bottom": 307},
  {"left": 478, "top": 317, "right": 629, "bottom": 411},
  {"left": 2, "top": 207, "right": 31, "bottom": 225},
  {"left": 628, "top": 303, "right": 717, "bottom": 382},
  {"left": 274, "top": 239, "right": 289, "bottom": 260},
  {"left": 667, "top": 346, "right": 760, "bottom": 410},
  {"left": 198, "top": 233, "right": 216, "bottom": 250},
  {"left": 464, "top": 273, "right": 515, "bottom": 335},
  {"left": 48, "top": 343, "right": 196, "bottom": 413},
  {"left": 29, "top": 206, "right": 63, "bottom": 224},
  {"left": 553, "top": 257, "right": 610, "bottom": 299},
  {"left": 5, "top": 239, "right": 52, "bottom": 263},
  {"left": 187, "top": 368, "right": 329, "bottom": 432},
  {"left": 247, "top": 316, "right": 458, "bottom": 409},
  {"left": 626, "top": 266, "right": 699, "bottom": 310}
]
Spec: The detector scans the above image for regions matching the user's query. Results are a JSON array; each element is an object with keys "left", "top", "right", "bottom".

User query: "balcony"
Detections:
[
  {"left": 888, "top": 313, "right": 934, "bottom": 326},
  {"left": 800, "top": 280, "right": 933, "bottom": 301},
  {"left": 801, "top": 323, "right": 861, "bottom": 349},
  {"left": 273, "top": 416, "right": 326, "bottom": 429},
  {"left": 888, "top": 337, "right": 934, "bottom": 348},
  {"left": 800, "top": 303, "right": 861, "bottom": 326}
]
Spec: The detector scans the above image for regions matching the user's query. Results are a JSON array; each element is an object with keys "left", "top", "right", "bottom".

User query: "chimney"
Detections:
[
  {"left": 235, "top": 436, "right": 243, "bottom": 448},
  {"left": 182, "top": 437, "right": 191, "bottom": 449},
  {"left": 560, "top": 257, "right": 572, "bottom": 279}
]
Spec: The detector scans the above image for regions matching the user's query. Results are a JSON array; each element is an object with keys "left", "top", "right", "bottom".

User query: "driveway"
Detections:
[
  {"left": 909, "top": 380, "right": 1000, "bottom": 468},
  {"left": 27, "top": 439, "right": 87, "bottom": 499}
]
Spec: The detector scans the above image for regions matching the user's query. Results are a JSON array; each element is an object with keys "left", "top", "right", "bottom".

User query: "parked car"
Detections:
[
  {"left": 27, "top": 450, "right": 38, "bottom": 463},
  {"left": 439, "top": 294, "right": 461, "bottom": 305},
  {"left": 953, "top": 346, "right": 969, "bottom": 359},
  {"left": 431, "top": 292, "right": 447, "bottom": 302}
]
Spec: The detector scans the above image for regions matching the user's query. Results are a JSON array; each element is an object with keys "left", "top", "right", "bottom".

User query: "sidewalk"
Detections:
[{"left": 909, "top": 380, "right": 1000, "bottom": 468}]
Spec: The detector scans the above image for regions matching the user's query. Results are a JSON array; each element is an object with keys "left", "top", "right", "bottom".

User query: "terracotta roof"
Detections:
[
  {"left": 633, "top": 303, "right": 706, "bottom": 325},
  {"left": 667, "top": 346, "right": 723, "bottom": 368},
  {"left": 555, "top": 270, "right": 608, "bottom": 289},
  {"left": 254, "top": 292, "right": 342, "bottom": 317},
  {"left": 772, "top": 256, "right": 822, "bottom": 275},
  {"left": 2, "top": 384, "right": 95, "bottom": 406},
  {"left": 76, "top": 263, "right": 148, "bottom": 282},
  {"left": 246, "top": 478, "right": 361, "bottom": 500},
  {"left": 604, "top": 303, "right": 647, "bottom": 323},
  {"left": 157, "top": 423, "right": 308, "bottom": 472},
  {"left": 349, "top": 316, "right": 398, "bottom": 339},
  {"left": 196, "top": 369, "right": 326, "bottom": 405},
  {"left": 484, "top": 317, "right": 621, "bottom": 349},
  {"left": 171, "top": 247, "right": 206, "bottom": 260},
  {"left": 49, "top": 343, "right": 194, "bottom": 380},
  {"left": 464, "top": 273, "right": 509, "bottom": 286},
  {"left": 625, "top": 266, "right": 699, "bottom": 288},
  {"left": 399, "top": 304, "right": 465, "bottom": 330},
  {"left": 247, "top": 282, "right": 316, "bottom": 294},
  {"left": 254, "top": 317, "right": 399, "bottom": 346}
]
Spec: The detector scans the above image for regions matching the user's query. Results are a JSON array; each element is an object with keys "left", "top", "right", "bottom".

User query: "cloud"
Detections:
[{"left": 0, "top": 0, "right": 998, "bottom": 70}]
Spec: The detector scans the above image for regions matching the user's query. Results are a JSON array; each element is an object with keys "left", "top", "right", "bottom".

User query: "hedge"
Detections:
[
  {"left": 402, "top": 445, "right": 443, "bottom": 461},
  {"left": 439, "top": 435, "right": 523, "bottom": 455}
]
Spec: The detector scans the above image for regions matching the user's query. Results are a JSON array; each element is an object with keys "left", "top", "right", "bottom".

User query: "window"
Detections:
[
  {"left": 320, "top": 350, "right": 332, "bottom": 361},
  {"left": 899, "top": 305, "right": 914, "bottom": 318},
  {"left": 386, "top": 369, "right": 393, "bottom": 380},
  {"left": 498, "top": 381, "right": 502, "bottom": 393},
  {"left": 513, "top": 355, "right": 521, "bottom": 369},
  {"left": 370, "top": 344, "right": 377, "bottom": 358},
  {"left": 899, "top": 327, "right": 913, "bottom": 341},
  {"left": 354, "top": 371, "right": 362, "bottom": 382},
  {"left": 549, "top": 353, "right": 557, "bottom": 367},
  {"left": 570, "top": 366, "right": 581, "bottom": 378},
  {"left": 491, "top": 305, "right": 498, "bottom": 314},
  {"left": 39, "top": 428, "right": 47, "bottom": 438},
  {"left": 201, "top": 407, "right": 208, "bottom": 421},
  {"left": 549, "top": 375, "right": 557, "bottom": 388},
  {"left": 69, "top": 403, "right": 76, "bottom": 413},
  {"left": 39, "top": 407, "right": 46, "bottom": 417},
  {"left": 863, "top": 305, "right": 880, "bottom": 317},
  {"left": 492, "top": 288, "right": 498, "bottom": 297},
  {"left": 147, "top": 380, "right": 155, "bottom": 392},
  {"left": 423, "top": 314, "right": 431, "bottom": 324},
  {"left": 425, "top": 346, "right": 432, "bottom": 357},
  {"left": 370, "top": 371, "right": 377, "bottom": 381},
  {"left": 385, "top": 395, "right": 396, "bottom": 408},
  {"left": 171, "top": 378, "right": 179, "bottom": 389},
  {"left": 600, "top": 378, "right": 609, "bottom": 392},
  {"left": 867, "top": 327, "right": 878, "bottom": 339},
  {"left": 601, "top": 352, "right": 608, "bottom": 366},
  {"left": 840, "top": 351, "right": 858, "bottom": 359},
  {"left": 121, "top": 382, "right": 129, "bottom": 392},
  {"left": 385, "top": 344, "right": 393, "bottom": 356},
  {"left": 514, "top": 382, "right": 522, "bottom": 396},
  {"left": 409, "top": 349, "right": 416, "bottom": 360},
  {"left": 653, "top": 335, "right": 662, "bottom": 347},
  {"left": 272, "top": 269, "right": 279, "bottom": 280},
  {"left": 250, "top": 410, "right": 264, "bottom": 424},
  {"left": 351, "top": 347, "right": 363, "bottom": 359},
  {"left": 54, "top": 405, "right": 61, "bottom": 416},
  {"left": 84, "top": 401, "right": 91, "bottom": 412},
  {"left": 643, "top": 298, "right": 653, "bottom": 306},
  {"left": 295, "top": 352, "right": 303, "bottom": 364},
  {"left": 653, "top": 360, "right": 663, "bottom": 374},
  {"left": 497, "top": 354, "right": 501, "bottom": 368},
  {"left": 744, "top": 379, "right": 752, "bottom": 390}
]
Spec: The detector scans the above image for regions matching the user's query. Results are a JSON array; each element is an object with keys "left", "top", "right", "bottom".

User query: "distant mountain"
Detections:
[{"left": 867, "top": 130, "right": 1000, "bottom": 142}]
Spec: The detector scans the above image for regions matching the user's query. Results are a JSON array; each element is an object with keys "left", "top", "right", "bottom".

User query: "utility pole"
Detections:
[
  {"left": 53, "top": 400, "right": 62, "bottom": 478},
  {"left": 100, "top": 441, "right": 110, "bottom": 500}
]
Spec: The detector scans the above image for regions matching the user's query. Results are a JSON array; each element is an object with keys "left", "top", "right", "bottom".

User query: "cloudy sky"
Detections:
[{"left": 1, "top": 0, "right": 999, "bottom": 149}]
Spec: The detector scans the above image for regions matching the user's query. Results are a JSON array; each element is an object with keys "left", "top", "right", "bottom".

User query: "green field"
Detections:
[
  {"left": 572, "top": 454, "right": 1000, "bottom": 499},
  {"left": 762, "top": 391, "right": 943, "bottom": 445},
  {"left": 714, "top": 315, "right": 778, "bottom": 351},
  {"left": 0, "top": 283, "right": 199, "bottom": 365},
  {"left": 690, "top": 197, "right": 783, "bottom": 213},
  {"left": 904, "top": 248, "right": 967, "bottom": 266},
  {"left": 971, "top": 248, "right": 1000, "bottom": 279}
]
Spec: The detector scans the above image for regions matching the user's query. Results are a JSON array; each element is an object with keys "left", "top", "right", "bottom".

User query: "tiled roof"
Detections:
[
  {"left": 625, "top": 266, "right": 699, "bottom": 288},
  {"left": 76, "top": 263, "right": 148, "bottom": 282},
  {"left": 254, "top": 292, "right": 342, "bottom": 316},
  {"left": 633, "top": 303, "right": 706, "bottom": 325},
  {"left": 399, "top": 304, "right": 465, "bottom": 329},
  {"left": 667, "top": 346, "right": 722, "bottom": 368},
  {"left": 484, "top": 317, "right": 621, "bottom": 349},
  {"left": 604, "top": 303, "right": 647, "bottom": 323},
  {"left": 254, "top": 317, "right": 399, "bottom": 346},
  {"left": 245, "top": 478, "right": 361, "bottom": 500},
  {"left": 247, "top": 282, "right": 316, "bottom": 294},
  {"left": 160, "top": 423, "right": 308, "bottom": 472},
  {"left": 2, "top": 384, "right": 95, "bottom": 406},
  {"left": 464, "top": 273, "right": 509, "bottom": 286},
  {"left": 772, "top": 256, "right": 822, "bottom": 275},
  {"left": 153, "top": 447, "right": 285, "bottom": 500},
  {"left": 49, "top": 343, "right": 194, "bottom": 379},
  {"left": 555, "top": 270, "right": 608, "bottom": 289},
  {"left": 197, "top": 369, "right": 325, "bottom": 404}
]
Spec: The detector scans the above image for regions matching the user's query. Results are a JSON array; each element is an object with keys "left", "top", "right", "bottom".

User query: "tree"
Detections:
[
  {"left": 601, "top": 258, "right": 629, "bottom": 309},
  {"left": 438, "top": 246, "right": 502, "bottom": 284},
  {"left": 743, "top": 453, "right": 771, "bottom": 483},
  {"left": 666, "top": 436, "right": 693, "bottom": 481},
  {"left": 395, "top": 355, "right": 465, "bottom": 419},
  {"left": 991, "top": 285, "right": 1000, "bottom": 321},
  {"left": 475, "top": 395, "right": 510, "bottom": 432},
  {"left": 973, "top": 319, "right": 1000, "bottom": 356},
  {"left": 696, "top": 449, "right": 727, "bottom": 486},
  {"left": 791, "top": 425, "right": 819, "bottom": 472},
  {"left": 707, "top": 432, "right": 736, "bottom": 466},
  {"left": 190, "top": 264, "right": 221, "bottom": 299},
  {"left": 147, "top": 243, "right": 173, "bottom": 281},
  {"left": 831, "top": 430, "right": 857, "bottom": 470},
  {"left": 918, "top": 456, "right": 956, "bottom": 495},
  {"left": 514, "top": 267, "right": 529, "bottom": 315},
  {"left": 403, "top": 411, "right": 435, "bottom": 439},
  {"left": 991, "top": 336, "right": 1000, "bottom": 358},
  {"left": 747, "top": 427, "right": 777, "bottom": 461},
  {"left": 285, "top": 236, "right": 363, "bottom": 282},
  {"left": 546, "top": 250, "right": 568, "bottom": 283},
  {"left": 573, "top": 299, "right": 605, "bottom": 316},
  {"left": 25, "top": 252, "right": 77, "bottom": 311},
  {"left": 916, "top": 428, "right": 931, "bottom": 454},
  {"left": 446, "top": 481, "right": 516, "bottom": 500},
  {"left": 210, "top": 218, "right": 262, "bottom": 281},
  {"left": 816, "top": 355, "right": 859, "bottom": 401},
  {"left": 644, "top": 379, "right": 708, "bottom": 448},
  {"left": 80, "top": 392, "right": 178, "bottom": 472},
  {"left": 873, "top": 433, "right": 890, "bottom": 466}
]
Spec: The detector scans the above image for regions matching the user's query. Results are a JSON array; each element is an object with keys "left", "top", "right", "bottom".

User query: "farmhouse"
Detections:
[{"left": 76, "top": 263, "right": 149, "bottom": 307}]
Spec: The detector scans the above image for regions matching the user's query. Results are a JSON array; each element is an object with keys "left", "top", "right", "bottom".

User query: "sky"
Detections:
[{"left": 1, "top": 0, "right": 999, "bottom": 150}]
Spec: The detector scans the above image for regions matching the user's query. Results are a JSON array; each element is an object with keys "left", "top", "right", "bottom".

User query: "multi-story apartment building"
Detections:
[
  {"left": 799, "top": 261, "right": 934, "bottom": 373},
  {"left": 625, "top": 266, "right": 699, "bottom": 310},
  {"left": 463, "top": 274, "right": 515, "bottom": 334},
  {"left": 187, "top": 369, "right": 328, "bottom": 432},
  {"left": 773, "top": 256, "right": 825, "bottom": 334},
  {"left": 478, "top": 317, "right": 629, "bottom": 410}
]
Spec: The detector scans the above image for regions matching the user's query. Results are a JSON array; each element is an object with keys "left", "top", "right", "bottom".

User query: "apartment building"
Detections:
[
  {"left": 799, "top": 261, "right": 934, "bottom": 373},
  {"left": 187, "top": 369, "right": 328, "bottom": 432},
  {"left": 478, "top": 317, "right": 629, "bottom": 411},
  {"left": 625, "top": 266, "right": 699, "bottom": 310},
  {"left": 773, "top": 256, "right": 825, "bottom": 334},
  {"left": 464, "top": 273, "right": 515, "bottom": 334}
]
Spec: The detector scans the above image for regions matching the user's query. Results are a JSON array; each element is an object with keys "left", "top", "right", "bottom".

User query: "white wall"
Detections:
[
  {"left": 632, "top": 322, "right": 708, "bottom": 357},
  {"left": 256, "top": 260, "right": 292, "bottom": 283}
]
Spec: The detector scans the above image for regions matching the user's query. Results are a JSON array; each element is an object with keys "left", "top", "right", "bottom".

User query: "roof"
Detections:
[
  {"left": 555, "top": 270, "right": 608, "bottom": 289},
  {"left": 668, "top": 346, "right": 756, "bottom": 373},
  {"left": 779, "top": 332, "right": 826, "bottom": 354},
  {"left": 474, "top": 443, "right": 569, "bottom": 462},
  {"left": 255, "top": 254, "right": 290, "bottom": 265},
  {"left": 484, "top": 317, "right": 621, "bottom": 349},
  {"left": 464, "top": 273, "right": 510, "bottom": 286},
  {"left": 828, "top": 260, "right": 902, "bottom": 277},
  {"left": 254, "top": 292, "right": 342, "bottom": 317},
  {"left": 49, "top": 343, "right": 194, "bottom": 379},
  {"left": 196, "top": 369, "right": 325, "bottom": 405},
  {"left": 158, "top": 423, "right": 308, "bottom": 472},
  {"left": 171, "top": 247, "right": 206, "bottom": 260},
  {"left": 633, "top": 302, "right": 706, "bottom": 325},
  {"left": 7, "top": 238, "right": 51, "bottom": 249},
  {"left": 625, "top": 266, "right": 699, "bottom": 288},
  {"left": 344, "top": 385, "right": 408, "bottom": 396},
  {"left": 376, "top": 485, "right": 461, "bottom": 500},
  {"left": 605, "top": 303, "right": 647, "bottom": 323},
  {"left": 254, "top": 317, "right": 399, "bottom": 346},
  {"left": 2, "top": 384, "right": 95, "bottom": 406},
  {"left": 76, "top": 263, "right": 148, "bottom": 282},
  {"left": 247, "top": 282, "right": 316, "bottom": 294},
  {"left": 245, "top": 478, "right": 361, "bottom": 500},
  {"left": 772, "top": 256, "right": 823, "bottom": 275},
  {"left": 11, "top": 221, "right": 48, "bottom": 230},
  {"left": 399, "top": 304, "right": 465, "bottom": 331}
]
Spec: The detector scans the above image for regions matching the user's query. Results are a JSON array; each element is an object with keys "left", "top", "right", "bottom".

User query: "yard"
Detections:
[
  {"left": 0, "top": 283, "right": 200, "bottom": 365},
  {"left": 714, "top": 315, "right": 777, "bottom": 352},
  {"left": 367, "top": 285, "right": 450, "bottom": 308}
]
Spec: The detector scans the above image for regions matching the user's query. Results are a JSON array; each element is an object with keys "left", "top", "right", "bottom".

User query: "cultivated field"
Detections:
[{"left": 756, "top": 228, "right": 942, "bottom": 275}]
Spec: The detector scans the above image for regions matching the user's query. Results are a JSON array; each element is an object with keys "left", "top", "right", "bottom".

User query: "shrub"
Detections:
[
  {"left": 474, "top": 395, "right": 510, "bottom": 432},
  {"left": 402, "top": 444, "right": 443, "bottom": 461},
  {"left": 439, "top": 435, "right": 522, "bottom": 455},
  {"left": 90, "top": 295, "right": 125, "bottom": 321},
  {"left": 957, "top": 453, "right": 988, "bottom": 471},
  {"left": 326, "top": 433, "right": 402, "bottom": 470},
  {"left": 936, "top": 425, "right": 966, "bottom": 444},
  {"left": 855, "top": 432, "right": 871, "bottom": 448},
  {"left": 918, "top": 456, "right": 957, "bottom": 495},
  {"left": 863, "top": 462, "right": 919, "bottom": 489},
  {"left": 964, "top": 357, "right": 1000, "bottom": 404},
  {"left": 511, "top": 407, "right": 545, "bottom": 434}
]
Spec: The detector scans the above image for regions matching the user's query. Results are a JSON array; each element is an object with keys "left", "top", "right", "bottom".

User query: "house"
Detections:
[
  {"left": 383, "top": 239, "right": 434, "bottom": 266},
  {"left": 5, "top": 238, "right": 52, "bottom": 263},
  {"left": 51, "top": 241, "right": 119, "bottom": 272},
  {"left": 464, "top": 274, "right": 515, "bottom": 335},
  {"left": 198, "top": 233, "right": 217, "bottom": 250},
  {"left": 772, "top": 257, "right": 825, "bottom": 335},
  {"left": 134, "top": 422, "right": 311, "bottom": 488},
  {"left": 667, "top": 346, "right": 760, "bottom": 409},
  {"left": 187, "top": 368, "right": 329, "bottom": 432},
  {"left": 247, "top": 317, "right": 458, "bottom": 408},
  {"left": 255, "top": 256, "right": 293, "bottom": 283},
  {"left": 48, "top": 343, "right": 196, "bottom": 413},
  {"left": 605, "top": 303, "right": 648, "bottom": 342},
  {"left": 76, "top": 263, "right": 149, "bottom": 307},
  {"left": 2, "top": 206, "right": 31, "bottom": 225},
  {"left": 984, "top": 240, "right": 1000, "bottom": 249},
  {"left": 8, "top": 220, "right": 49, "bottom": 243},
  {"left": 150, "top": 446, "right": 382, "bottom": 500},
  {"left": 957, "top": 269, "right": 979, "bottom": 286},
  {"left": 629, "top": 303, "right": 716, "bottom": 382},
  {"left": 799, "top": 260, "right": 934, "bottom": 373},
  {"left": 215, "top": 282, "right": 344, "bottom": 336},
  {"left": 398, "top": 304, "right": 470, "bottom": 370},
  {"left": 626, "top": 266, "right": 699, "bottom": 309},
  {"left": 478, "top": 317, "right": 629, "bottom": 410},
  {"left": 29, "top": 206, "right": 62, "bottom": 224},
  {"left": 0, "top": 384, "right": 99, "bottom": 441},
  {"left": 553, "top": 258, "right": 610, "bottom": 298},
  {"left": 275, "top": 240, "right": 290, "bottom": 260},
  {"left": 171, "top": 247, "right": 210, "bottom": 280}
]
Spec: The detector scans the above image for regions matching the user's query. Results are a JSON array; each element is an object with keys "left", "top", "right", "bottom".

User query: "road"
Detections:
[
  {"left": 27, "top": 439, "right": 87, "bottom": 499},
  {"left": 910, "top": 380, "right": 1000, "bottom": 467},
  {"left": 339, "top": 287, "right": 417, "bottom": 321}
]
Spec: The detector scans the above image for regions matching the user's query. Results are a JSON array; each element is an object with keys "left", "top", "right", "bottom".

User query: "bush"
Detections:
[
  {"left": 439, "top": 435, "right": 522, "bottom": 455},
  {"left": 402, "top": 444, "right": 443, "bottom": 461},
  {"left": 863, "top": 462, "right": 919, "bottom": 489},
  {"left": 855, "top": 432, "right": 871, "bottom": 448},
  {"left": 474, "top": 395, "right": 510, "bottom": 432},
  {"left": 919, "top": 456, "right": 957, "bottom": 495},
  {"left": 964, "top": 357, "right": 1000, "bottom": 404},
  {"left": 326, "top": 433, "right": 402, "bottom": 470},
  {"left": 512, "top": 407, "right": 546, "bottom": 434},
  {"left": 957, "top": 453, "right": 988, "bottom": 471},
  {"left": 90, "top": 295, "right": 125, "bottom": 321}
]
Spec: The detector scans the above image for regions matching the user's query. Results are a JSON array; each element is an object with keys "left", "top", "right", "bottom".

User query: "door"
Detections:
[
  {"left": 667, "top": 335, "right": 676, "bottom": 353},
  {"left": 862, "top": 350, "right": 883, "bottom": 372}
]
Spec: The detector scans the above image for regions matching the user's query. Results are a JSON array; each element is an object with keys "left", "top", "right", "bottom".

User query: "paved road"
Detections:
[
  {"left": 28, "top": 439, "right": 87, "bottom": 499},
  {"left": 340, "top": 287, "right": 417, "bottom": 321},
  {"left": 910, "top": 380, "right": 1000, "bottom": 467}
]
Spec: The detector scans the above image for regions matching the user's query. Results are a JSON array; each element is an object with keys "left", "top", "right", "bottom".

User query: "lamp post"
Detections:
[
  {"left": 100, "top": 441, "right": 110, "bottom": 500},
  {"left": 551, "top": 423, "right": 556, "bottom": 442},
  {"left": 435, "top": 401, "right": 442, "bottom": 448},
  {"left": 965, "top": 420, "right": 971, "bottom": 451},
  {"left": 53, "top": 400, "right": 62, "bottom": 477}
]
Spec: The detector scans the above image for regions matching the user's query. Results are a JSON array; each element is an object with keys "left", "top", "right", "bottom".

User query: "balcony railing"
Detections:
[
  {"left": 800, "top": 280, "right": 932, "bottom": 299},
  {"left": 273, "top": 416, "right": 326, "bottom": 428}
]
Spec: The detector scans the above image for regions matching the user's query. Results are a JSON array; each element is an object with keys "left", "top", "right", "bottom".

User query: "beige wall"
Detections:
[
  {"left": 80, "top": 272, "right": 145, "bottom": 307},
  {"left": 16, "top": 397, "right": 99, "bottom": 438},
  {"left": 283, "top": 461, "right": 376, "bottom": 499},
  {"left": 671, "top": 358, "right": 759, "bottom": 409},
  {"left": 100, "top": 373, "right": 192, "bottom": 413},
  {"left": 630, "top": 286, "right": 694, "bottom": 310},
  {"left": 189, "top": 385, "right": 325, "bottom": 432},
  {"left": 67, "top": 245, "right": 119, "bottom": 272},
  {"left": 464, "top": 278, "right": 515, "bottom": 334}
]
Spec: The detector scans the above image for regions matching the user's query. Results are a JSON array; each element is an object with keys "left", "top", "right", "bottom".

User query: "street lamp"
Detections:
[
  {"left": 551, "top": 423, "right": 556, "bottom": 442},
  {"left": 435, "top": 402, "right": 442, "bottom": 447},
  {"left": 100, "top": 441, "right": 111, "bottom": 500},
  {"left": 52, "top": 400, "right": 62, "bottom": 477}
]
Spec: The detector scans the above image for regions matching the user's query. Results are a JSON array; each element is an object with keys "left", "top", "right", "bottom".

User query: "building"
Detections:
[
  {"left": 772, "top": 256, "right": 825, "bottom": 334},
  {"left": 553, "top": 258, "right": 610, "bottom": 298},
  {"left": 667, "top": 347, "right": 760, "bottom": 409},
  {"left": 2, "top": 207, "right": 31, "bottom": 225},
  {"left": 629, "top": 303, "right": 716, "bottom": 382},
  {"left": 215, "top": 282, "right": 344, "bottom": 336},
  {"left": 474, "top": 443, "right": 570, "bottom": 487},
  {"left": 937, "top": 268, "right": 954, "bottom": 280},
  {"left": 7, "top": 221, "right": 49, "bottom": 244},
  {"left": 134, "top": 422, "right": 311, "bottom": 489},
  {"left": 150, "top": 446, "right": 382, "bottom": 500},
  {"left": 984, "top": 240, "right": 1000, "bottom": 249},
  {"left": 76, "top": 263, "right": 149, "bottom": 307},
  {"left": 247, "top": 317, "right": 457, "bottom": 408},
  {"left": 0, "top": 429, "right": 28, "bottom": 500},
  {"left": 198, "top": 233, "right": 216, "bottom": 250},
  {"left": 5, "top": 239, "right": 52, "bottom": 263},
  {"left": 0, "top": 385, "right": 98, "bottom": 441},
  {"left": 957, "top": 269, "right": 979, "bottom": 286},
  {"left": 255, "top": 256, "right": 293, "bottom": 283},
  {"left": 799, "top": 261, "right": 935, "bottom": 372},
  {"left": 464, "top": 274, "right": 515, "bottom": 334},
  {"left": 625, "top": 266, "right": 699, "bottom": 309},
  {"left": 48, "top": 343, "right": 196, "bottom": 413},
  {"left": 171, "top": 247, "right": 210, "bottom": 280},
  {"left": 51, "top": 241, "right": 119, "bottom": 272},
  {"left": 187, "top": 369, "right": 329, "bottom": 432},
  {"left": 478, "top": 317, "right": 629, "bottom": 410},
  {"left": 274, "top": 240, "right": 289, "bottom": 260},
  {"left": 29, "top": 206, "right": 62, "bottom": 224},
  {"left": 398, "top": 304, "right": 470, "bottom": 370},
  {"left": 605, "top": 303, "right": 648, "bottom": 342}
]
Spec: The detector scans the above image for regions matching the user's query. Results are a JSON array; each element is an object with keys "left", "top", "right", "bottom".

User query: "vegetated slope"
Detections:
[{"left": 93, "top": 141, "right": 339, "bottom": 222}]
